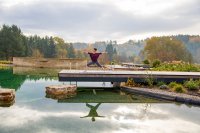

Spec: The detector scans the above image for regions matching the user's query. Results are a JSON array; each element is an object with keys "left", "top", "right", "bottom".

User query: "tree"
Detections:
[
  {"left": 48, "top": 37, "right": 56, "bottom": 58},
  {"left": 54, "top": 36, "right": 65, "bottom": 45},
  {"left": 67, "top": 43, "right": 75, "bottom": 58},
  {"left": 0, "top": 25, "right": 26, "bottom": 60},
  {"left": 194, "top": 48, "right": 200, "bottom": 63},
  {"left": 144, "top": 37, "right": 193, "bottom": 63},
  {"left": 54, "top": 36, "right": 68, "bottom": 58},
  {"left": 99, "top": 53, "right": 110, "bottom": 64},
  {"left": 56, "top": 49, "right": 67, "bottom": 58},
  {"left": 76, "top": 50, "right": 85, "bottom": 59},
  {"left": 105, "top": 44, "right": 114, "bottom": 61},
  {"left": 32, "top": 49, "right": 43, "bottom": 58},
  {"left": 113, "top": 48, "right": 117, "bottom": 55}
]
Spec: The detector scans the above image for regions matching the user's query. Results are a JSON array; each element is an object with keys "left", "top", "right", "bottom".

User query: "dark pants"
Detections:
[{"left": 87, "top": 61, "right": 102, "bottom": 67}]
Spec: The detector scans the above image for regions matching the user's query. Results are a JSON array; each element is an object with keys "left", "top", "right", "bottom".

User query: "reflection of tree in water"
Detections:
[
  {"left": 26, "top": 75, "right": 57, "bottom": 81},
  {"left": 81, "top": 103, "right": 104, "bottom": 122},
  {"left": 0, "top": 68, "right": 58, "bottom": 91},
  {"left": 0, "top": 69, "right": 26, "bottom": 91},
  {"left": 13, "top": 66, "right": 60, "bottom": 78}
]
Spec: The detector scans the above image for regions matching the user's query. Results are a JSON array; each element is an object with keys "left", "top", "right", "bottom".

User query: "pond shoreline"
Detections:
[{"left": 121, "top": 86, "right": 200, "bottom": 106}]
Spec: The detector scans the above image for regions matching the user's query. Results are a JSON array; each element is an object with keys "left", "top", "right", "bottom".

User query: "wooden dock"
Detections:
[{"left": 58, "top": 70, "right": 200, "bottom": 83}]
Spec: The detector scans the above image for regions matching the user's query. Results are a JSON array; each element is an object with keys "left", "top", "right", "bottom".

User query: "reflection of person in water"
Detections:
[{"left": 80, "top": 103, "right": 104, "bottom": 122}]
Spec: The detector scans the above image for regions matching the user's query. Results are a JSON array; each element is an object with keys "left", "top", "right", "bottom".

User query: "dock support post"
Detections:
[
  {"left": 86, "top": 61, "right": 88, "bottom": 70},
  {"left": 70, "top": 62, "right": 72, "bottom": 70},
  {"left": 113, "top": 82, "right": 121, "bottom": 88},
  {"left": 70, "top": 81, "right": 78, "bottom": 87}
]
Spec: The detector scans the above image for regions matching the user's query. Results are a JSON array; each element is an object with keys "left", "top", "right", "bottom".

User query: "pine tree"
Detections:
[
  {"left": 105, "top": 44, "right": 114, "bottom": 61},
  {"left": 67, "top": 43, "right": 76, "bottom": 58},
  {"left": 0, "top": 24, "right": 25, "bottom": 60}
]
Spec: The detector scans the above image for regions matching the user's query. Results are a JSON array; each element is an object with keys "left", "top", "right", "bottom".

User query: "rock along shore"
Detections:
[{"left": 121, "top": 86, "right": 200, "bottom": 106}]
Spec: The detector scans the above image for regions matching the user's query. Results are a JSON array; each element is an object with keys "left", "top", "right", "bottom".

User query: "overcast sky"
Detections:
[{"left": 0, "top": 0, "right": 200, "bottom": 43}]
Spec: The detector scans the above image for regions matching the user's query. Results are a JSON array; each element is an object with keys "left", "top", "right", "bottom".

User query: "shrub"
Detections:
[
  {"left": 143, "top": 59, "right": 150, "bottom": 65},
  {"left": 172, "top": 84, "right": 185, "bottom": 93},
  {"left": 195, "top": 80, "right": 200, "bottom": 86},
  {"left": 145, "top": 72, "right": 154, "bottom": 88},
  {"left": 159, "top": 85, "right": 169, "bottom": 90},
  {"left": 126, "top": 78, "right": 135, "bottom": 86},
  {"left": 152, "top": 62, "right": 200, "bottom": 72},
  {"left": 111, "top": 61, "right": 115, "bottom": 65},
  {"left": 157, "top": 81, "right": 166, "bottom": 86},
  {"left": 152, "top": 60, "right": 161, "bottom": 67},
  {"left": 146, "top": 79, "right": 154, "bottom": 88},
  {"left": 168, "top": 82, "right": 178, "bottom": 88},
  {"left": 184, "top": 79, "right": 199, "bottom": 91}
]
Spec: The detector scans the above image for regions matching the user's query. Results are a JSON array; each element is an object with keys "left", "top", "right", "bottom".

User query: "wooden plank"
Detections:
[
  {"left": 121, "top": 63, "right": 150, "bottom": 68},
  {"left": 59, "top": 70, "right": 200, "bottom": 75},
  {"left": 58, "top": 70, "right": 200, "bottom": 82}
]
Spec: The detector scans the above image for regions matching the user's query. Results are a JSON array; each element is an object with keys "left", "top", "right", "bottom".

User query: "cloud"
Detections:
[
  {"left": 0, "top": 106, "right": 85, "bottom": 127},
  {"left": 0, "top": 0, "right": 199, "bottom": 42},
  {"left": 0, "top": 104, "right": 200, "bottom": 133}
]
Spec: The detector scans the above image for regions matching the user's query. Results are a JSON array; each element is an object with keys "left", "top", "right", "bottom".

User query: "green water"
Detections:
[{"left": 0, "top": 67, "right": 200, "bottom": 133}]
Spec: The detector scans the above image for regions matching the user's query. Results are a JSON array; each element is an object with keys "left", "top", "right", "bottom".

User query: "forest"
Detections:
[{"left": 0, "top": 24, "right": 200, "bottom": 64}]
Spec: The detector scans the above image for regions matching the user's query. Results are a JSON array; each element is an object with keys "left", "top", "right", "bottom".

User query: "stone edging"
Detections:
[{"left": 121, "top": 86, "right": 200, "bottom": 106}]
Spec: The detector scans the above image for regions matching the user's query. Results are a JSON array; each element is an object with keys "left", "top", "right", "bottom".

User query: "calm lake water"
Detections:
[{"left": 0, "top": 67, "right": 200, "bottom": 133}]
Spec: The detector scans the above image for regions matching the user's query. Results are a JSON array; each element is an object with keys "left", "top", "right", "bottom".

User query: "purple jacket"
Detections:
[{"left": 88, "top": 52, "right": 102, "bottom": 62}]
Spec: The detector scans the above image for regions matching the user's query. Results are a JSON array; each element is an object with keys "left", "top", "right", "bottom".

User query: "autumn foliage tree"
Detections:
[
  {"left": 144, "top": 37, "right": 193, "bottom": 63},
  {"left": 54, "top": 37, "right": 67, "bottom": 58}
]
